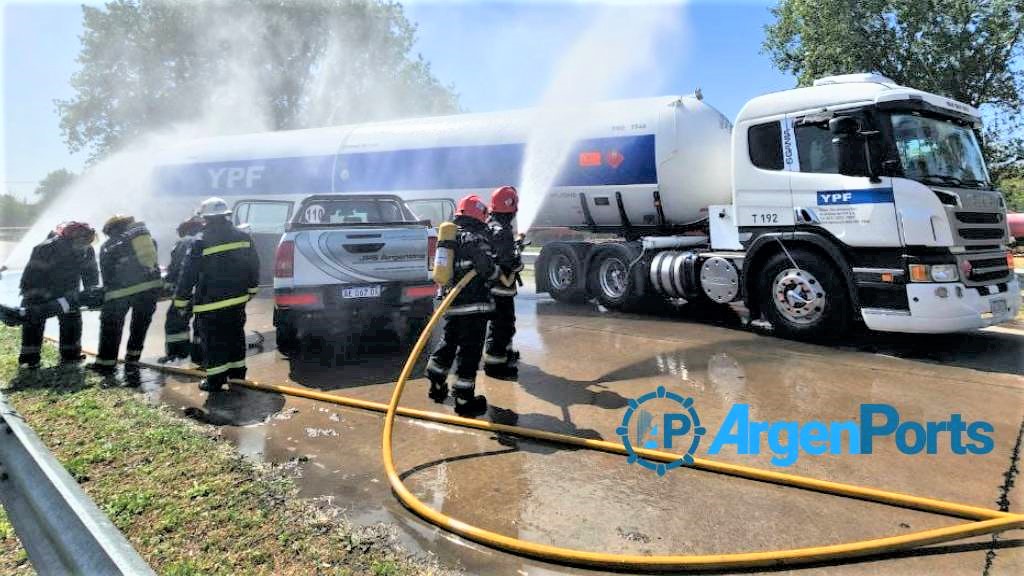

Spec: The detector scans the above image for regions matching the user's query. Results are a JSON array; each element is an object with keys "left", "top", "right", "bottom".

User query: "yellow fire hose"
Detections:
[{"left": 57, "top": 272, "right": 1023, "bottom": 571}]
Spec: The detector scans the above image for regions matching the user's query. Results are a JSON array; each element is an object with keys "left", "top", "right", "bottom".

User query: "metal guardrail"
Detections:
[{"left": 0, "top": 392, "right": 155, "bottom": 575}]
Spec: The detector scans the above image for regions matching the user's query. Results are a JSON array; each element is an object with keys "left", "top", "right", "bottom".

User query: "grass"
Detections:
[{"left": 0, "top": 326, "right": 447, "bottom": 575}]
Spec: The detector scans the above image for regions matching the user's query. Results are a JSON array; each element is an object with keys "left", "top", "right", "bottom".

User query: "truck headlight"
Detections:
[
  {"left": 908, "top": 264, "right": 959, "bottom": 282},
  {"left": 929, "top": 264, "right": 958, "bottom": 282}
]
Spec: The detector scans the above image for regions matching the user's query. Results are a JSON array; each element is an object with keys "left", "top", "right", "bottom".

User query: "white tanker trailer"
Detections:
[{"left": 155, "top": 73, "right": 1019, "bottom": 339}]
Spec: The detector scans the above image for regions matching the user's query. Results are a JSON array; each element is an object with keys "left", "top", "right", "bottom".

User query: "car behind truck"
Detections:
[{"left": 272, "top": 194, "right": 437, "bottom": 358}]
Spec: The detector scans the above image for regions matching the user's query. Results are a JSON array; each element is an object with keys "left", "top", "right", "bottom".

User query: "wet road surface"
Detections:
[{"left": 4, "top": 275, "right": 1022, "bottom": 575}]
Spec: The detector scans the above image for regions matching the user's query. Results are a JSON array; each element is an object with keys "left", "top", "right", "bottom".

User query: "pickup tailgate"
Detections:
[{"left": 288, "top": 226, "right": 431, "bottom": 288}]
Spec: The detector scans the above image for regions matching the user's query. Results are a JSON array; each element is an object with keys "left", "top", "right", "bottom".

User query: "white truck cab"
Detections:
[{"left": 709, "top": 73, "right": 1018, "bottom": 334}]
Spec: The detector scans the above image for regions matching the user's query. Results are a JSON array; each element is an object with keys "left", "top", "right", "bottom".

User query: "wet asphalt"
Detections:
[{"left": 4, "top": 272, "right": 1022, "bottom": 576}]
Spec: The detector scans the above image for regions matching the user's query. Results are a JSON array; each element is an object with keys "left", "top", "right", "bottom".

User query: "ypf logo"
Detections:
[{"left": 618, "top": 386, "right": 705, "bottom": 476}]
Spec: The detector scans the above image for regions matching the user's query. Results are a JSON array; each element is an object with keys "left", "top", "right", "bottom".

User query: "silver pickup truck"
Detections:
[{"left": 272, "top": 194, "right": 437, "bottom": 359}]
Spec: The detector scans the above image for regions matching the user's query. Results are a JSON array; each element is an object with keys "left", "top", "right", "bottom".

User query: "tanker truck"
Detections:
[{"left": 154, "top": 73, "right": 1019, "bottom": 340}]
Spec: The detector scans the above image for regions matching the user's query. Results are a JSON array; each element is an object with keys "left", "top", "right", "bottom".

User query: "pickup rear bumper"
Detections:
[{"left": 274, "top": 283, "right": 436, "bottom": 336}]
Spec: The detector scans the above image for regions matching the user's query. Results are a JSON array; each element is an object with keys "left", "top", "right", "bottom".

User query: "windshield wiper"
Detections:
[
  {"left": 918, "top": 174, "right": 964, "bottom": 188},
  {"left": 959, "top": 177, "right": 992, "bottom": 190}
]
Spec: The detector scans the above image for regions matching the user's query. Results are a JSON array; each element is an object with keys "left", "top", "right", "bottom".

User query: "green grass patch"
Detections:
[{"left": 0, "top": 326, "right": 446, "bottom": 575}]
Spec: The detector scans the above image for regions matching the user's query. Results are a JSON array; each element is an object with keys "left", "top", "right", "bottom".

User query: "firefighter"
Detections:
[
  {"left": 424, "top": 194, "right": 499, "bottom": 417},
  {"left": 483, "top": 185, "right": 524, "bottom": 380},
  {"left": 88, "top": 215, "right": 163, "bottom": 374},
  {"left": 158, "top": 216, "right": 204, "bottom": 363},
  {"left": 17, "top": 222, "right": 99, "bottom": 368},
  {"left": 175, "top": 197, "right": 259, "bottom": 392}
]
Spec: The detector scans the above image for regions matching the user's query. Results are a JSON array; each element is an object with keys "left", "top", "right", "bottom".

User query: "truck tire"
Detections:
[
  {"left": 536, "top": 243, "right": 589, "bottom": 303},
  {"left": 587, "top": 243, "right": 646, "bottom": 312},
  {"left": 758, "top": 247, "right": 850, "bottom": 341},
  {"left": 276, "top": 319, "right": 299, "bottom": 358}
]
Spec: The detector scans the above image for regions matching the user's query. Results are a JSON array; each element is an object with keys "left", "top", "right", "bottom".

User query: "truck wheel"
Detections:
[
  {"left": 537, "top": 243, "right": 589, "bottom": 303},
  {"left": 759, "top": 248, "right": 850, "bottom": 341},
  {"left": 587, "top": 243, "right": 646, "bottom": 311}
]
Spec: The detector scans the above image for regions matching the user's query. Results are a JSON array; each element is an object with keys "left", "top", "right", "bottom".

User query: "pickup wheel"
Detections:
[
  {"left": 275, "top": 315, "right": 299, "bottom": 358},
  {"left": 537, "top": 243, "right": 589, "bottom": 303},
  {"left": 587, "top": 243, "right": 646, "bottom": 312},
  {"left": 758, "top": 248, "right": 850, "bottom": 341}
]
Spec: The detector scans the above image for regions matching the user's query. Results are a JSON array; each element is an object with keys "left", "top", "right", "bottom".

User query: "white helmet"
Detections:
[{"left": 197, "top": 197, "right": 232, "bottom": 218}]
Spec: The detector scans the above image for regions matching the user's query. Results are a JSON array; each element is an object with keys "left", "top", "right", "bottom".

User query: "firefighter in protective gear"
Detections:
[
  {"left": 483, "top": 186, "right": 523, "bottom": 380},
  {"left": 17, "top": 222, "right": 99, "bottom": 368},
  {"left": 158, "top": 216, "right": 204, "bottom": 363},
  {"left": 89, "top": 215, "right": 163, "bottom": 374},
  {"left": 175, "top": 197, "right": 259, "bottom": 392},
  {"left": 424, "top": 194, "right": 499, "bottom": 417}
]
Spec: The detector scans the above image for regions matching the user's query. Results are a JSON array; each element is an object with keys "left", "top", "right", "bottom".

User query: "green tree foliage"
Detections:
[
  {"left": 57, "top": 0, "right": 460, "bottom": 160},
  {"left": 763, "top": 0, "right": 1024, "bottom": 181},
  {"left": 33, "top": 169, "right": 77, "bottom": 207},
  {"left": 0, "top": 195, "right": 37, "bottom": 228}
]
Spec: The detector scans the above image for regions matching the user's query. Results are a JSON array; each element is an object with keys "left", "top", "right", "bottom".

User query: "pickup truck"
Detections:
[{"left": 272, "top": 194, "right": 437, "bottom": 358}]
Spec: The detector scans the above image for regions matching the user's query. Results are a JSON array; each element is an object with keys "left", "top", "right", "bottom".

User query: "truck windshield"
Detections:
[
  {"left": 298, "top": 199, "right": 409, "bottom": 224},
  {"left": 890, "top": 113, "right": 990, "bottom": 188}
]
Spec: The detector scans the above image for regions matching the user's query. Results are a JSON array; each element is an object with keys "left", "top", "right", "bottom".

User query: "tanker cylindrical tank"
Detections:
[{"left": 529, "top": 96, "right": 734, "bottom": 230}]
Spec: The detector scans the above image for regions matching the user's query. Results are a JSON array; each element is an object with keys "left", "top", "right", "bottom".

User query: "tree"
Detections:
[
  {"left": 34, "top": 169, "right": 77, "bottom": 207},
  {"left": 57, "top": 0, "right": 460, "bottom": 160},
  {"left": 763, "top": 0, "right": 1024, "bottom": 178}
]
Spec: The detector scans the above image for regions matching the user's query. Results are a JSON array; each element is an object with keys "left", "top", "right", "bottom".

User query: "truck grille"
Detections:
[
  {"left": 958, "top": 227, "right": 1007, "bottom": 240},
  {"left": 938, "top": 188, "right": 1009, "bottom": 248},
  {"left": 955, "top": 212, "right": 1003, "bottom": 224},
  {"left": 957, "top": 253, "right": 1011, "bottom": 286}
]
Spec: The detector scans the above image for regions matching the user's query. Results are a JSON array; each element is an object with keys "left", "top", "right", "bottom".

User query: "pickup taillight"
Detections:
[
  {"left": 427, "top": 235, "right": 438, "bottom": 271},
  {"left": 275, "top": 240, "right": 295, "bottom": 278}
]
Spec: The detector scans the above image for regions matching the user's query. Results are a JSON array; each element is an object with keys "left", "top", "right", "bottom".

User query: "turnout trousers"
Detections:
[
  {"left": 195, "top": 305, "right": 247, "bottom": 386},
  {"left": 484, "top": 294, "right": 517, "bottom": 365},
  {"left": 19, "top": 305, "right": 82, "bottom": 366},
  {"left": 95, "top": 290, "right": 159, "bottom": 367},
  {"left": 164, "top": 305, "right": 193, "bottom": 360},
  {"left": 426, "top": 313, "right": 489, "bottom": 392}
]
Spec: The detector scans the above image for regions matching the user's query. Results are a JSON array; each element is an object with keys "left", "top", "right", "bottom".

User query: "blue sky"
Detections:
[{"left": 1, "top": 0, "right": 794, "bottom": 200}]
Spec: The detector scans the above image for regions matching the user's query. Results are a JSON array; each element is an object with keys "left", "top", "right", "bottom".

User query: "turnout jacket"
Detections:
[
  {"left": 487, "top": 216, "right": 523, "bottom": 297},
  {"left": 20, "top": 234, "right": 99, "bottom": 304},
  {"left": 447, "top": 216, "right": 499, "bottom": 315},
  {"left": 165, "top": 236, "right": 196, "bottom": 290},
  {"left": 100, "top": 221, "right": 162, "bottom": 301},
  {"left": 174, "top": 219, "right": 259, "bottom": 314}
]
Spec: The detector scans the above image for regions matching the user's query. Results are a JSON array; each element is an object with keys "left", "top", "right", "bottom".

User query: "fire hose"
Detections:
[{"left": 59, "top": 271, "right": 1023, "bottom": 571}]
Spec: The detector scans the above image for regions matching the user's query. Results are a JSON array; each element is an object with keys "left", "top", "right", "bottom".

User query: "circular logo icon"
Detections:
[
  {"left": 617, "top": 386, "right": 705, "bottom": 476},
  {"left": 304, "top": 204, "right": 326, "bottom": 224}
]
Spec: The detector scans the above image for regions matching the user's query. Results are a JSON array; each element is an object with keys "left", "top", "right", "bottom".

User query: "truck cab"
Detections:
[{"left": 719, "top": 73, "right": 1017, "bottom": 334}]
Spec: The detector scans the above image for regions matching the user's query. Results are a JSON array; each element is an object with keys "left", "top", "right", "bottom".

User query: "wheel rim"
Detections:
[
  {"left": 598, "top": 256, "right": 628, "bottom": 300},
  {"left": 548, "top": 253, "right": 575, "bottom": 291},
  {"left": 771, "top": 268, "right": 826, "bottom": 325}
]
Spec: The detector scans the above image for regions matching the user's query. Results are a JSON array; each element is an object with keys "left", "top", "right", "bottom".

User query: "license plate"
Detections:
[
  {"left": 342, "top": 285, "right": 382, "bottom": 299},
  {"left": 990, "top": 298, "right": 1006, "bottom": 314}
]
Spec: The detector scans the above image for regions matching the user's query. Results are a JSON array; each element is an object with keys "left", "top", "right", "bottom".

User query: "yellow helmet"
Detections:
[{"left": 102, "top": 214, "right": 135, "bottom": 235}]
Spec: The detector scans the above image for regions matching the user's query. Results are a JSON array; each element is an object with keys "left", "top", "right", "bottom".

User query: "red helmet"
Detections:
[
  {"left": 55, "top": 221, "right": 96, "bottom": 245},
  {"left": 456, "top": 194, "right": 489, "bottom": 223},
  {"left": 490, "top": 185, "right": 518, "bottom": 214}
]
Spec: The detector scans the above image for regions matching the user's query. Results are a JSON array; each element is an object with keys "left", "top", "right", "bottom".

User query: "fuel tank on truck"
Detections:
[
  {"left": 528, "top": 96, "right": 734, "bottom": 230},
  {"left": 152, "top": 96, "right": 735, "bottom": 232}
]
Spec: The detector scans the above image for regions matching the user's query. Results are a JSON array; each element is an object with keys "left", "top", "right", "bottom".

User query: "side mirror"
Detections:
[
  {"left": 829, "top": 116, "right": 860, "bottom": 135},
  {"left": 829, "top": 117, "right": 875, "bottom": 178}
]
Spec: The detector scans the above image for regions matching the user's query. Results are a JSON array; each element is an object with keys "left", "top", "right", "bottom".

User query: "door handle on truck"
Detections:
[
  {"left": 794, "top": 207, "right": 820, "bottom": 225},
  {"left": 343, "top": 243, "right": 386, "bottom": 253}
]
